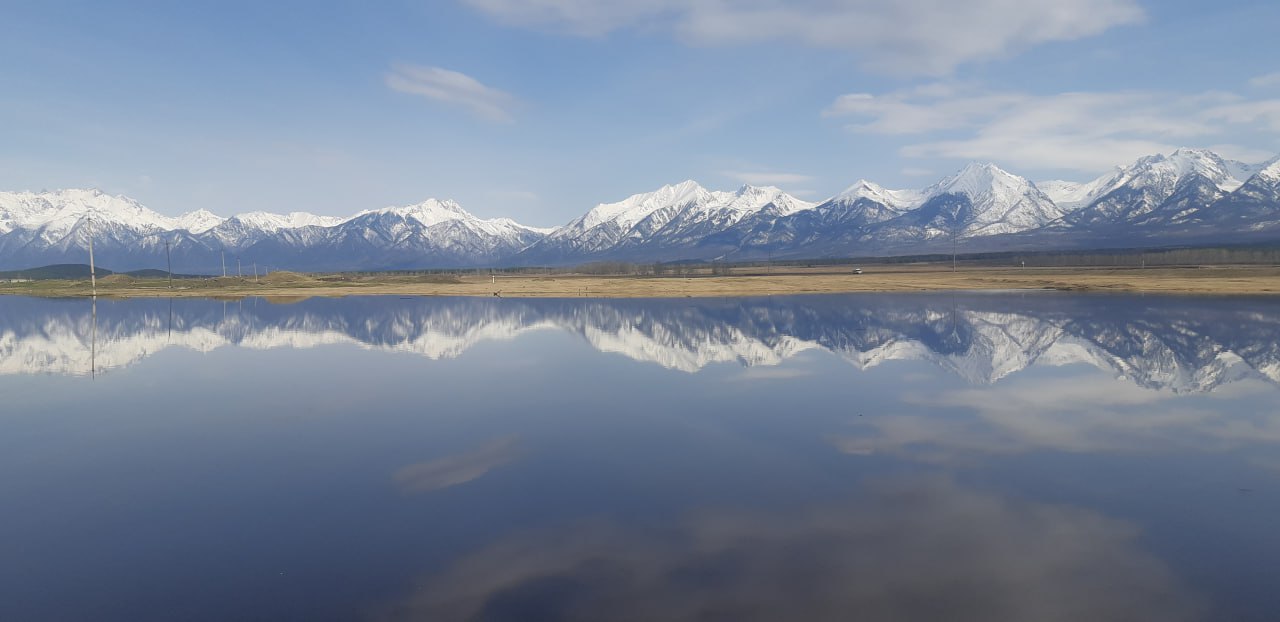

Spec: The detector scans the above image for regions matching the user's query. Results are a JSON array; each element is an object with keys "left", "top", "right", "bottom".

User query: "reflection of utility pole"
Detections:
[
  {"left": 165, "top": 240, "right": 173, "bottom": 289},
  {"left": 91, "top": 296, "right": 97, "bottom": 379}
]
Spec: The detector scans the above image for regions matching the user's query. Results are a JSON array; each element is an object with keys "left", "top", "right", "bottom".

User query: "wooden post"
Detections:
[{"left": 87, "top": 219, "right": 97, "bottom": 296}]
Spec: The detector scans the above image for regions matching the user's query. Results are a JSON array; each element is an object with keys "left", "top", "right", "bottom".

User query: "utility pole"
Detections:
[
  {"left": 221, "top": 251, "right": 227, "bottom": 277},
  {"left": 165, "top": 240, "right": 173, "bottom": 289},
  {"left": 237, "top": 257, "right": 242, "bottom": 278},
  {"left": 254, "top": 262, "right": 259, "bottom": 283},
  {"left": 951, "top": 202, "right": 960, "bottom": 273},
  {"left": 87, "top": 214, "right": 97, "bottom": 297}
]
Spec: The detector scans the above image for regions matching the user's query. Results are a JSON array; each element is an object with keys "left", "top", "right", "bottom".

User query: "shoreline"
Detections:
[{"left": 3, "top": 266, "right": 1280, "bottom": 299}]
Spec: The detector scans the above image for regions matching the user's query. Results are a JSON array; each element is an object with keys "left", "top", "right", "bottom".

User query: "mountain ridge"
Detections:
[{"left": 2, "top": 147, "right": 1278, "bottom": 271}]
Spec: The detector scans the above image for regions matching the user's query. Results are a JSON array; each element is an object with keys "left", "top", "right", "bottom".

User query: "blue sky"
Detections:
[{"left": 3, "top": 0, "right": 1279, "bottom": 226}]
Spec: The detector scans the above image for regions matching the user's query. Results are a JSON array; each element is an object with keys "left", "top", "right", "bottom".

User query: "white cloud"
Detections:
[
  {"left": 720, "top": 170, "right": 815, "bottom": 186},
  {"left": 462, "top": 0, "right": 1144, "bottom": 75},
  {"left": 824, "top": 84, "right": 1280, "bottom": 172},
  {"left": 1207, "top": 144, "right": 1278, "bottom": 163},
  {"left": 1250, "top": 72, "right": 1280, "bottom": 88},
  {"left": 386, "top": 64, "right": 517, "bottom": 122}
]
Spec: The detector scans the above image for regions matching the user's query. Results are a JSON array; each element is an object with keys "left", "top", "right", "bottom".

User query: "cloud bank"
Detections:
[
  {"left": 462, "top": 0, "right": 1145, "bottom": 75},
  {"left": 824, "top": 83, "right": 1280, "bottom": 172}
]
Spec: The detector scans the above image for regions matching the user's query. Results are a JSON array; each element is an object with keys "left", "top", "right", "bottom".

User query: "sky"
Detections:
[{"left": 3, "top": 0, "right": 1279, "bottom": 227}]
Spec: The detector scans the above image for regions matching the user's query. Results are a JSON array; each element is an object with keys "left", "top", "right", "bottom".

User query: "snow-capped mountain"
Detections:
[
  {"left": 517, "top": 182, "right": 815, "bottom": 263},
  {"left": 833, "top": 179, "right": 923, "bottom": 211},
  {"left": 174, "top": 209, "right": 225, "bottom": 234},
  {"left": 877, "top": 162, "right": 1066, "bottom": 240},
  {"left": 7, "top": 294, "right": 1279, "bottom": 395},
  {"left": 258, "top": 199, "right": 549, "bottom": 270},
  {"left": 2, "top": 147, "right": 1279, "bottom": 271},
  {"left": 1054, "top": 148, "right": 1261, "bottom": 227},
  {"left": 0, "top": 190, "right": 551, "bottom": 272}
]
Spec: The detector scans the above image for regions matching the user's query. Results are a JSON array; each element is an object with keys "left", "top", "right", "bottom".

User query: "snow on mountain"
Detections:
[
  {"left": 716, "top": 185, "right": 817, "bottom": 218},
  {"left": 231, "top": 211, "right": 347, "bottom": 232},
  {"left": 1117, "top": 148, "right": 1257, "bottom": 192},
  {"left": 1105, "top": 148, "right": 1254, "bottom": 196},
  {"left": 0, "top": 189, "right": 176, "bottom": 237},
  {"left": 174, "top": 209, "right": 225, "bottom": 234},
  {"left": 872, "top": 163, "right": 1065, "bottom": 239},
  {"left": 628, "top": 185, "right": 818, "bottom": 250},
  {"left": 576, "top": 180, "right": 707, "bottom": 232},
  {"left": 832, "top": 180, "right": 923, "bottom": 211},
  {"left": 1059, "top": 148, "right": 1267, "bottom": 227},
  {"left": 525, "top": 181, "right": 814, "bottom": 259},
  {"left": 0, "top": 189, "right": 552, "bottom": 271},
  {"left": 358, "top": 198, "right": 476, "bottom": 228},
  {"left": 1249, "top": 155, "right": 1280, "bottom": 185},
  {"left": 1037, "top": 179, "right": 1110, "bottom": 209},
  {"left": 4, "top": 147, "right": 1280, "bottom": 271},
  {"left": 351, "top": 198, "right": 550, "bottom": 242}
]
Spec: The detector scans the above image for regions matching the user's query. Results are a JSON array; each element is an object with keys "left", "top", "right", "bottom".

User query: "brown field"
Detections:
[{"left": 3, "top": 264, "right": 1280, "bottom": 299}]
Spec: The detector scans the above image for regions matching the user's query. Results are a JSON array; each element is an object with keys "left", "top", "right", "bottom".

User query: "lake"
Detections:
[{"left": 2, "top": 293, "right": 1279, "bottom": 621}]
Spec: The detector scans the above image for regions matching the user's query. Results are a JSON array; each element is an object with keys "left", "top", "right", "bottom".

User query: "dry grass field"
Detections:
[{"left": 3, "top": 264, "right": 1280, "bottom": 299}]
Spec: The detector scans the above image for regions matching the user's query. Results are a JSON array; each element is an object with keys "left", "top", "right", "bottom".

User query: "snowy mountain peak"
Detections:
[
  {"left": 835, "top": 179, "right": 922, "bottom": 210},
  {"left": 0, "top": 188, "right": 176, "bottom": 236},
  {"left": 230, "top": 211, "right": 346, "bottom": 232},
  {"left": 714, "top": 185, "right": 816, "bottom": 218},
  {"left": 929, "top": 162, "right": 1026, "bottom": 199},
  {"left": 175, "top": 209, "right": 225, "bottom": 234},
  {"left": 576, "top": 180, "right": 711, "bottom": 231},
  {"left": 361, "top": 198, "right": 476, "bottom": 228},
  {"left": 735, "top": 183, "right": 781, "bottom": 197},
  {"left": 1255, "top": 154, "right": 1280, "bottom": 182},
  {"left": 1119, "top": 148, "right": 1257, "bottom": 193},
  {"left": 921, "top": 163, "right": 1064, "bottom": 235}
]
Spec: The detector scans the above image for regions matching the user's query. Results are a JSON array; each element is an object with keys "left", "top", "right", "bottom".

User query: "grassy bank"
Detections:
[{"left": 3, "top": 265, "right": 1280, "bottom": 299}]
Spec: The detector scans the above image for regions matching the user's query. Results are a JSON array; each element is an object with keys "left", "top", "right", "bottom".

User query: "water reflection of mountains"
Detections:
[{"left": 3, "top": 294, "right": 1278, "bottom": 392}]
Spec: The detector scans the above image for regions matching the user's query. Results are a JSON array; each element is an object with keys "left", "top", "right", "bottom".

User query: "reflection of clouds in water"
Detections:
[
  {"left": 393, "top": 436, "right": 520, "bottom": 494},
  {"left": 831, "top": 376, "right": 1280, "bottom": 462},
  {"left": 374, "top": 478, "right": 1202, "bottom": 622}
]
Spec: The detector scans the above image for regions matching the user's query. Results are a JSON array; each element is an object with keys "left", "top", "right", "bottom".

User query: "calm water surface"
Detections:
[{"left": 2, "top": 293, "right": 1279, "bottom": 621}]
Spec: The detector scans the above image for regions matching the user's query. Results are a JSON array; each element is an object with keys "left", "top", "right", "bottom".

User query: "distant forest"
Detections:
[{"left": 6, "top": 244, "right": 1279, "bottom": 280}]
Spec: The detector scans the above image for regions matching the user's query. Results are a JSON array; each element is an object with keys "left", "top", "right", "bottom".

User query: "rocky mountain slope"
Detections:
[{"left": 2, "top": 148, "right": 1277, "bottom": 271}]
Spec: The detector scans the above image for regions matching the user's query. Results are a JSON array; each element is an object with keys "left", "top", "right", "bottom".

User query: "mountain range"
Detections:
[
  {"left": 2, "top": 148, "right": 1278, "bottom": 272},
  {"left": 5, "top": 294, "right": 1279, "bottom": 394}
]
